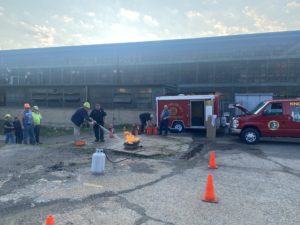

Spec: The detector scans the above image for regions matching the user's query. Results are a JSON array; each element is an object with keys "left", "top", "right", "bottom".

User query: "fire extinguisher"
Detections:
[
  {"left": 109, "top": 124, "right": 115, "bottom": 138},
  {"left": 131, "top": 124, "right": 137, "bottom": 135}
]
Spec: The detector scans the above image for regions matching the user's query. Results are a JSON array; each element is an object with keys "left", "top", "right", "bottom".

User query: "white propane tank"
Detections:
[{"left": 91, "top": 148, "right": 106, "bottom": 174}]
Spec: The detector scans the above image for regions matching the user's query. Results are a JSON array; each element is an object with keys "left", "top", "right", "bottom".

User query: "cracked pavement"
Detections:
[{"left": 0, "top": 135, "right": 300, "bottom": 225}]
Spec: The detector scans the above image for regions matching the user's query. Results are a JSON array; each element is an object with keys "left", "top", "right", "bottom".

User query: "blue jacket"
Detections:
[
  {"left": 23, "top": 110, "right": 34, "bottom": 126},
  {"left": 71, "top": 107, "right": 90, "bottom": 127},
  {"left": 160, "top": 109, "right": 170, "bottom": 120}
]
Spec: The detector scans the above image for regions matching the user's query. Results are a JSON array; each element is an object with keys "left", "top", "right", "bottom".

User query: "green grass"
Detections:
[
  {"left": 0, "top": 118, "right": 135, "bottom": 137},
  {"left": 40, "top": 126, "right": 73, "bottom": 137}
]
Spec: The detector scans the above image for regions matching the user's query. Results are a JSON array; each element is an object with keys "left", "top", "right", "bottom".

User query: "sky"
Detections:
[{"left": 0, "top": 0, "right": 299, "bottom": 50}]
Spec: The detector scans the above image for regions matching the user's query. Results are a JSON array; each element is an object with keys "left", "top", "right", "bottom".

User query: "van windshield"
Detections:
[{"left": 250, "top": 101, "right": 267, "bottom": 114}]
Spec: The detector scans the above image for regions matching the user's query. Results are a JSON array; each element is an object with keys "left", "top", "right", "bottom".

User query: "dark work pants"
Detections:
[
  {"left": 15, "top": 130, "right": 23, "bottom": 144},
  {"left": 140, "top": 118, "right": 147, "bottom": 133},
  {"left": 34, "top": 125, "right": 41, "bottom": 143},
  {"left": 159, "top": 119, "right": 169, "bottom": 135},
  {"left": 93, "top": 124, "right": 104, "bottom": 141}
]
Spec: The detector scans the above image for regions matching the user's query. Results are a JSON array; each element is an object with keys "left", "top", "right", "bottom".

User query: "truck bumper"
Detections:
[{"left": 230, "top": 128, "right": 242, "bottom": 135}]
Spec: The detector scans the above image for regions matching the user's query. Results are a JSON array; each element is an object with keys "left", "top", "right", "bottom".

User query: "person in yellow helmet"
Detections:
[
  {"left": 3, "top": 114, "right": 14, "bottom": 144},
  {"left": 71, "top": 102, "right": 94, "bottom": 141}
]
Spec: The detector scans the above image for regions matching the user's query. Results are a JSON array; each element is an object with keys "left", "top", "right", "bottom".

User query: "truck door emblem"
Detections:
[
  {"left": 169, "top": 106, "right": 178, "bottom": 116},
  {"left": 268, "top": 120, "right": 280, "bottom": 130}
]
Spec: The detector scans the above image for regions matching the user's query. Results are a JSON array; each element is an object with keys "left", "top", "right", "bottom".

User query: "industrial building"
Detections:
[{"left": 0, "top": 30, "right": 300, "bottom": 112}]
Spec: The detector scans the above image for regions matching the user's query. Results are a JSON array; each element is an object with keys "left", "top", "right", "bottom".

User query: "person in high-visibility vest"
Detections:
[{"left": 32, "top": 105, "right": 43, "bottom": 144}]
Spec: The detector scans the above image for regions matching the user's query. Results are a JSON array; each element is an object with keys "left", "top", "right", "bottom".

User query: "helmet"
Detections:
[
  {"left": 83, "top": 102, "right": 91, "bottom": 109},
  {"left": 24, "top": 103, "right": 30, "bottom": 109},
  {"left": 33, "top": 105, "right": 39, "bottom": 110},
  {"left": 4, "top": 114, "right": 12, "bottom": 119}
]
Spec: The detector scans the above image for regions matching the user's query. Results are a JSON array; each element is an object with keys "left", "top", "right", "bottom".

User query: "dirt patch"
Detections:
[
  {"left": 47, "top": 162, "right": 64, "bottom": 171},
  {"left": 180, "top": 144, "right": 204, "bottom": 160},
  {"left": 128, "top": 162, "right": 155, "bottom": 174}
]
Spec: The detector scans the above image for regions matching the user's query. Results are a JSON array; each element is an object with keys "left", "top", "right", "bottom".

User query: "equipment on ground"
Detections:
[
  {"left": 74, "top": 139, "right": 86, "bottom": 146},
  {"left": 91, "top": 148, "right": 106, "bottom": 174}
]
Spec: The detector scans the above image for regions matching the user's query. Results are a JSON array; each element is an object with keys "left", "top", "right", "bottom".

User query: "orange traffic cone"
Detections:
[
  {"left": 45, "top": 215, "right": 55, "bottom": 225},
  {"left": 202, "top": 173, "right": 218, "bottom": 203},
  {"left": 208, "top": 149, "right": 217, "bottom": 169}
]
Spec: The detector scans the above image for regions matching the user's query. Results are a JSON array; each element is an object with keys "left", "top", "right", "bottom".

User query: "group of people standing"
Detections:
[
  {"left": 71, "top": 102, "right": 107, "bottom": 142},
  {"left": 71, "top": 102, "right": 170, "bottom": 142},
  {"left": 3, "top": 103, "right": 42, "bottom": 144},
  {"left": 139, "top": 104, "right": 170, "bottom": 135},
  {"left": 3, "top": 101, "right": 170, "bottom": 144}
]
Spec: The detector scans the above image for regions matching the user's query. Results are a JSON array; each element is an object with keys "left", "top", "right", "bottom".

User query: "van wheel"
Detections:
[
  {"left": 241, "top": 128, "right": 260, "bottom": 144},
  {"left": 172, "top": 122, "right": 184, "bottom": 133}
]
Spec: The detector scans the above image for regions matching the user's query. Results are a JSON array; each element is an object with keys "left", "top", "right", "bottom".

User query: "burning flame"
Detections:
[{"left": 124, "top": 131, "right": 140, "bottom": 144}]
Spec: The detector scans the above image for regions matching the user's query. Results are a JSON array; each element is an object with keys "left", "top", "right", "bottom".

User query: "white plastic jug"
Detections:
[{"left": 91, "top": 148, "right": 106, "bottom": 174}]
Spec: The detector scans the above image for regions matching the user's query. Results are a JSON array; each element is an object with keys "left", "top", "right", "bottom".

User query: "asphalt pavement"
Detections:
[{"left": 0, "top": 134, "right": 299, "bottom": 225}]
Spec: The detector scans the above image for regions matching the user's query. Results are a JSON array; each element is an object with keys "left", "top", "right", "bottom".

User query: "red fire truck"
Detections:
[
  {"left": 230, "top": 99, "right": 300, "bottom": 144},
  {"left": 156, "top": 95, "right": 220, "bottom": 132}
]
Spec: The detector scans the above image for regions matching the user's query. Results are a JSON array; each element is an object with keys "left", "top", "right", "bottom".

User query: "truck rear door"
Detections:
[{"left": 191, "top": 101, "right": 205, "bottom": 127}]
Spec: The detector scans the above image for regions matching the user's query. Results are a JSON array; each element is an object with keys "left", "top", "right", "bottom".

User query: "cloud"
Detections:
[
  {"left": 108, "top": 23, "right": 160, "bottom": 43},
  {"left": 118, "top": 9, "right": 158, "bottom": 27},
  {"left": 87, "top": 12, "right": 96, "bottom": 17},
  {"left": 166, "top": 7, "right": 178, "bottom": 15},
  {"left": 79, "top": 20, "right": 95, "bottom": 29},
  {"left": 287, "top": 1, "right": 300, "bottom": 8},
  {"left": 52, "top": 14, "right": 74, "bottom": 23},
  {"left": 19, "top": 21, "right": 56, "bottom": 47},
  {"left": 119, "top": 8, "right": 140, "bottom": 21},
  {"left": 143, "top": 15, "right": 159, "bottom": 27},
  {"left": 243, "top": 6, "right": 284, "bottom": 32},
  {"left": 186, "top": 11, "right": 203, "bottom": 18},
  {"left": 212, "top": 21, "right": 250, "bottom": 35},
  {"left": 194, "top": 18, "right": 250, "bottom": 37},
  {"left": 32, "top": 25, "right": 56, "bottom": 47},
  {"left": 0, "top": 6, "right": 4, "bottom": 16}
]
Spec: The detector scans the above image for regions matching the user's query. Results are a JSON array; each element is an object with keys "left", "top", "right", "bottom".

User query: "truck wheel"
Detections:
[
  {"left": 172, "top": 122, "right": 184, "bottom": 133},
  {"left": 241, "top": 128, "right": 260, "bottom": 144}
]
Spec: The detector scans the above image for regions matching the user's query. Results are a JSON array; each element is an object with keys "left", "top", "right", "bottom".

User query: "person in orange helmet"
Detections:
[{"left": 20, "top": 103, "right": 36, "bottom": 144}]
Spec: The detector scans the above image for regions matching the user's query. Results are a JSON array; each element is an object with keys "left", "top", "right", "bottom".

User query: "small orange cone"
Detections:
[
  {"left": 208, "top": 149, "right": 217, "bottom": 169},
  {"left": 202, "top": 173, "right": 218, "bottom": 203},
  {"left": 45, "top": 215, "right": 55, "bottom": 225}
]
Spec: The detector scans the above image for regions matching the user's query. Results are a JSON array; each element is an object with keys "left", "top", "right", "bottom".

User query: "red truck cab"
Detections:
[{"left": 230, "top": 99, "right": 300, "bottom": 144}]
